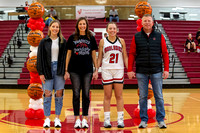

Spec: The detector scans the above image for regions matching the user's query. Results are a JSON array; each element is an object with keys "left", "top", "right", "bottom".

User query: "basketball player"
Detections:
[
  {"left": 37, "top": 20, "right": 67, "bottom": 128},
  {"left": 97, "top": 22, "right": 128, "bottom": 128}
]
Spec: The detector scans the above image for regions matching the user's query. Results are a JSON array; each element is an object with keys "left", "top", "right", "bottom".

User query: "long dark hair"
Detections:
[
  {"left": 106, "top": 22, "right": 121, "bottom": 44},
  {"left": 48, "top": 20, "right": 64, "bottom": 43},
  {"left": 74, "top": 17, "right": 92, "bottom": 40}
]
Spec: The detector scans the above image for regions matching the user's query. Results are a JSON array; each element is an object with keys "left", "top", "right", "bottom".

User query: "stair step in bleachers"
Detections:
[
  {"left": 0, "top": 79, "right": 18, "bottom": 85},
  {"left": 184, "top": 67, "right": 200, "bottom": 72}
]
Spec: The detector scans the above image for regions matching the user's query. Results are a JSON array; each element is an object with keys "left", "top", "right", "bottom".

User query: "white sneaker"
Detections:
[
  {"left": 74, "top": 119, "right": 81, "bottom": 128},
  {"left": 43, "top": 118, "right": 51, "bottom": 128},
  {"left": 138, "top": 121, "right": 147, "bottom": 128},
  {"left": 158, "top": 121, "right": 167, "bottom": 128},
  {"left": 82, "top": 119, "right": 89, "bottom": 128},
  {"left": 104, "top": 119, "right": 111, "bottom": 128},
  {"left": 54, "top": 118, "right": 62, "bottom": 128},
  {"left": 117, "top": 118, "right": 124, "bottom": 128}
]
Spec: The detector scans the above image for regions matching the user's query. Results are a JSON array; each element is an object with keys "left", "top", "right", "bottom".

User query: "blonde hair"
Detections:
[
  {"left": 48, "top": 20, "right": 64, "bottom": 43},
  {"left": 106, "top": 22, "right": 121, "bottom": 44}
]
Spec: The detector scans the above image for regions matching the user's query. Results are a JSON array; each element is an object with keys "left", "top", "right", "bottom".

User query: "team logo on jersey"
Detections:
[{"left": 104, "top": 45, "right": 122, "bottom": 53}]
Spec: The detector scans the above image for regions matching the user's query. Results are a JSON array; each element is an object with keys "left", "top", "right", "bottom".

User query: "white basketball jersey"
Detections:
[{"left": 102, "top": 37, "right": 124, "bottom": 69}]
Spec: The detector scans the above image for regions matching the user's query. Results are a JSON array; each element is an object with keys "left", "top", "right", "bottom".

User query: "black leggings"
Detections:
[{"left": 70, "top": 72, "right": 92, "bottom": 116}]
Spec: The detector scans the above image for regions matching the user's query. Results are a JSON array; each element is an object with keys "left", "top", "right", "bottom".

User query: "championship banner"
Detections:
[{"left": 76, "top": 6, "right": 105, "bottom": 19}]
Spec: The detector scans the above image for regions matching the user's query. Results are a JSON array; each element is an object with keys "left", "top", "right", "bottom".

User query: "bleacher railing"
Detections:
[
  {"left": 7, "top": 46, "right": 13, "bottom": 67},
  {"left": 17, "top": 29, "right": 22, "bottom": 48},
  {"left": 2, "top": 55, "right": 6, "bottom": 79},
  {"left": 171, "top": 55, "right": 176, "bottom": 79}
]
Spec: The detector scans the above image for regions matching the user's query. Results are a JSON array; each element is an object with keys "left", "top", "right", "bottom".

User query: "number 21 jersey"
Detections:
[{"left": 102, "top": 37, "right": 124, "bottom": 69}]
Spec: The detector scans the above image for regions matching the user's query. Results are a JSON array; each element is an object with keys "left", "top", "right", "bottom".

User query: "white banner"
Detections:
[{"left": 76, "top": 6, "right": 105, "bottom": 20}]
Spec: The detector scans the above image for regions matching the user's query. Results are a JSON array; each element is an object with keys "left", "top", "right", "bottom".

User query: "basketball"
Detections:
[
  {"left": 27, "top": 83, "right": 43, "bottom": 100},
  {"left": 27, "top": 30, "right": 44, "bottom": 47},
  {"left": 27, "top": 2, "right": 45, "bottom": 19},
  {"left": 135, "top": 1, "right": 152, "bottom": 18},
  {"left": 147, "top": 87, "right": 154, "bottom": 99},
  {"left": 137, "top": 86, "right": 154, "bottom": 99},
  {"left": 26, "top": 56, "right": 37, "bottom": 73}
]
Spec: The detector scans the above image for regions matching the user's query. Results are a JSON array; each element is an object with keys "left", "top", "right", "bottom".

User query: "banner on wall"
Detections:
[{"left": 76, "top": 6, "right": 105, "bottom": 19}]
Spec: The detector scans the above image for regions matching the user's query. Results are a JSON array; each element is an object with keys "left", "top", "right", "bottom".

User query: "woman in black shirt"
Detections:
[{"left": 64, "top": 17, "right": 98, "bottom": 128}]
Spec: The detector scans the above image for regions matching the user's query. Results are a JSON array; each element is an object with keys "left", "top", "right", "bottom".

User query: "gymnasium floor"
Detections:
[{"left": 0, "top": 89, "right": 199, "bottom": 133}]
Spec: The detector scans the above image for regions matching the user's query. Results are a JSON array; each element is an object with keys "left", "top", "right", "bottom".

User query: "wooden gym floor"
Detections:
[{"left": 0, "top": 88, "right": 199, "bottom": 133}]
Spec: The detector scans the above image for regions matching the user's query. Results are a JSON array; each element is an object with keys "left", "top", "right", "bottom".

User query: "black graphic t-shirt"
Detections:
[{"left": 67, "top": 34, "right": 98, "bottom": 74}]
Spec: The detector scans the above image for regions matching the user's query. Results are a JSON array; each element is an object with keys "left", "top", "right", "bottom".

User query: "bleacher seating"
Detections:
[
  {"left": 0, "top": 21, "right": 20, "bottom": 57},
  {"left": 18, "top": 19, "right": 138, "bottom": 85},
  {"left": 159, "top": 20, "right": 200, "bottom": 84}
]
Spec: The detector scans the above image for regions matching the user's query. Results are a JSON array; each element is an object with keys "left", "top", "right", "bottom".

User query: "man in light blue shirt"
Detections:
[{"left": 109, "top": 6, "right": 119, "bottom": 22}]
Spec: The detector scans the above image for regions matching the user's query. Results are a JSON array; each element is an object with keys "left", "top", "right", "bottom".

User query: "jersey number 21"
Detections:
[{"left": 109, "top": 53, "right": 119, "bottom": 63}]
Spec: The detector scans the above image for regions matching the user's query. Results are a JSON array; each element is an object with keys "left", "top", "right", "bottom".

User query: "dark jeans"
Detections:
[{"left": 70, "top": 72, "right": 93, "bottom": 116}]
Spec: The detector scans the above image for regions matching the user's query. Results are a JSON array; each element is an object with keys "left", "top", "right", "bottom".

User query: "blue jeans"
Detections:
[
  {"left": 136, "top": 72, "right": 165, "bottom": 122},
  {"left": 109, "top": 16, "right": 119, "bottom": 22},
  {"left": 45, "top": 17, "right": 53, "bottom": 26},
  {"left": 43, "top": 61, "right": 65, "bottom": 116},
  {"left": 70, "top": 72, "right": 92, "bottom": 116}
]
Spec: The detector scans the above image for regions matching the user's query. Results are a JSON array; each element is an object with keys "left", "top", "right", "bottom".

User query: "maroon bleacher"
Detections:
[
  {"left": 17, "top": 19, "right": 138, "bottom": 85},
  {"left": 158, "top": 20, "right": 200, "bottom": 84},
  {"left": 0, "top": 21, "right": 20, "bottom": 57}
]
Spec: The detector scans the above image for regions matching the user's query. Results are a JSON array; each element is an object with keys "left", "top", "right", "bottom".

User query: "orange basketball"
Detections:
[
  {"left": 147, "top": 88, "right": 154, "bottom": 99},
  {"left": 27, "top": 83, "right": 43, "bottom": 100},
  {"left": 27, "top": 30, "right": 44, "bottom": 47},
  {"left": 27, "top": 56, "right": 37, "bottom": 73},
  {"left": 28, "top": 2, "right": 45, "bottom": 19},
  {"left": 137, "top": 86, "right": 154, "bottom": 99},
  {"left": 135, "top": 1, "right": 152, "bottom": 18}
]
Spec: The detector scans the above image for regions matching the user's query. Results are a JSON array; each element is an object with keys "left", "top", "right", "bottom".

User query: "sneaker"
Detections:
[
  {"left": 158, "top": 121, "right": 167, "bottom": 128},
  {"left": 43, "top": 118, "right": 51, "bottom": 128},
  {"left": 82, "top": 119, "right": 89, "bottom": 128},
  {"left": 188, "top": 50, "right": 190, "bottom": 53},
  {"left": 74, "top": 119, "right": 81, "bottom": 128},
  {"left": 117, "top": 118, "right": 124, "bottom": 128},
  {"left": 104, "top": 119, "right": 112, "bottom": 128},
  {"left": 54, "top": 118, "right": 62, "bottom": 128},
  {"left": 138, "top": 121, "right": 147, "bottom": 128}
]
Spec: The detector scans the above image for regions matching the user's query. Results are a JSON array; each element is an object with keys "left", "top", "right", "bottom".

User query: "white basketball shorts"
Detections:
[{"left": 101, "top": 69, "right": 124, "bottom": 85}]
